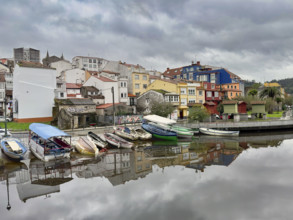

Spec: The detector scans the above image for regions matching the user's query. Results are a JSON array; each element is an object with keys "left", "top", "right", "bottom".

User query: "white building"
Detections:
[
  {"left": 72, "top": 56, "right": 108, "bottom": 72},
  {"left": 13, "top": 62, "right": 56, "bottom": 122},
  {"left": 63, "top": 68, "right": 85, "bottom": 84},
  {"left": 84, "top": 75, "right": 119, "bottom": 104},
  {"left": 50, "top": 60, "right": 72, "bottom": 77}
]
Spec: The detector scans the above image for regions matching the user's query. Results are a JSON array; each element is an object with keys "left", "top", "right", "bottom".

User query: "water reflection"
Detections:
[{"left": 1, "top": 131, "right": 293, "bottom": 219}]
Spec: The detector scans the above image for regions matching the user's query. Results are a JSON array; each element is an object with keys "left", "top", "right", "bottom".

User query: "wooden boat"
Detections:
[
  {"left": 29, "top": 123, "right": 71, "bottom": 162},
  {"left": 0, "top": 138, "right": 27, "bottom": 161},
  {"left": 113, "top": 126, "right": 138, "bottom": 140},
  {"left": 141, "top": 122, "right": 177, "bottom": 141},
  {"left": 104, "top": 133, "right": 134, "bottom": 148},
  {"left": 74, "top": 136, "right": 99, "bottom": 156},
  {"left": 131, "top": 127, "right": 152, "bottom": 140},
  {"left": 87, "top": 132, "right": 108, "bottom": 148},
  {"left": 53, "top": 137, "right": 74, "bottom": 151},
  {"left": 143, "top": 114, "right": 194, "bottom": 138},
  {"left": 199, "top": 128, "right": 240, "bottom": 137}
]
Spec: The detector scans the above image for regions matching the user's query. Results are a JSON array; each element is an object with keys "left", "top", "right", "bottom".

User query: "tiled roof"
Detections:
[
  {"left": 163, "top": 67, "right": 183, "bottom": 77},
  {"left": 96, "top": 103, "right": 121, "bottom": 109},
  {"left": 222, "top": 100, "right": 238, "bottom": 104},
  {"left": 251, "top": 101, "right": 266, "bottom": 104},
  {"left": 82, "top": 86, "right": 99, "bottom": 92},
  {"left": 128, "top": 93, "right": 136, "bottom": 97},
  {"left": 57, "top": 98, "right": 95, "bottom": 105},
  {"left": 18, "top": 61, "right": 54, "bottom": 69},
  {"left": 204, "top": 101, "right": 216, "bottom": 106},
  {"left": 94, "top": 75, "right": 116, "bottom": 82},
  {"left": 66, "top": 83, "right": 83, "bottom": 89},
  {"left": 102, "top": 70, "right": 119, "bottom": 75},
  {"left": 149, "top": 75, "right": 160, "bottom": 80},
  {"left": 89, "top": 95, "right": 104, "bottom": 99}
]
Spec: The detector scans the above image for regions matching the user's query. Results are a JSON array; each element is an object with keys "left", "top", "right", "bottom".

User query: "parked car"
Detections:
[{"left": 0, "top": 116, "right": 12, "bottom": 122}]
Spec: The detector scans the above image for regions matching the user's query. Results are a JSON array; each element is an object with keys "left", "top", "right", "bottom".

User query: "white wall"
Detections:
[
  {"left": 13, "top": 65, "right": 56, "bottom": 119},
  {"left": 64, "top": 68, "right": 85, "bottom": 84},
  {"left": 84, "top": 76, "right": 119, "bottom": 104},
  {"left": 50, "top": 60, "right": 72, "bottom": 77}
]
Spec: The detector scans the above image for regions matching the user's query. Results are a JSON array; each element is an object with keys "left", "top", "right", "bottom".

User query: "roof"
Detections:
[
  {"left": 203, "top": 101, "right": 216, "bottom": 106},
  {"left": 96, "top": 103, "right": 121, "bottom": 109},
  {"left": 222, "top": 100, "right": 238, "bottom": 104},
  {"left": 81, "top": 86, "right": 99, "bottom": 92},
  {"left": 251, "top": 101, "right": 266, "bottom": 105},
  {"left": 17, "top": 61, "right": 54, "bottom": 69},
  {"left": 94, "top": 75, "right": 116, "bottom": 82},
  {"left": 101, "top": 70, "right": 119, "bottom": 75},
  {"left": 153, "top": 89, "right": 170, "bottom": 94},
  {"left": 143, "top": 115, "right": 176, "bottom": 125},
  {"left": 163, "top": 67, "right": 183, "bottom": 77},
  {"left": 128, "top": 93, "right": 136, "bottom": 97},
  {"left": 149, "top": 75, "right": 160, "bottom": 80},
  {"left": 66, "top": 83, "right": 82, "bottom": 89},
  {"left": 89, "top": 95, "right": 104, "bottom": 99},
  {"left": 29, "top": 123, "right": 70, "bottom": 139},
  {"left": 57, "top": 98, "right": 96, "bottom": 105}
]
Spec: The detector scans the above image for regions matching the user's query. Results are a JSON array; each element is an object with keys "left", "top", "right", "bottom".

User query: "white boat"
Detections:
[
  {"left": 131, "top": 127, "right": 152, "bottom": 140},
  {"left": 87, "top": 132, "right": 108, "bottom": 148},
  {"left": 29, "top": 123, "right": 71, "bottom": 162},
  {"left": 104, "top": 133, "right": 134, "bottom": 148},
  {"left": 0, "top": 138, "right": 27, "bottom": 161},
  {"left": 143, "top": 114, "right": 176, "bottom": 125},
  {"left": 74, "top": 136, "right": 99, "bottom": 156},
  {"left": 199, "top": 128, "right": 239, "bottom": 137},
  {"left": 113, "top": 126, "right": 138, "bottom": 140}
]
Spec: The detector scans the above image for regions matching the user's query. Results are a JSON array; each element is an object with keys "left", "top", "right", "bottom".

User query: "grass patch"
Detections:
[
  {"left": 0, "top": 122, "right": 51, "bottom": 131},
  {"left": 267, "top": 111, "right": 283, "bottom": 118}
]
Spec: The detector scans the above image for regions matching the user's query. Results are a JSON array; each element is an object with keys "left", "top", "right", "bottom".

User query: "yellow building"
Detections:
[
  {"left": 146, "top": 79, "right": 201, "bottom": 119},
  {"left": 132, "top": 72, "right": 150, "bottom": 96}
]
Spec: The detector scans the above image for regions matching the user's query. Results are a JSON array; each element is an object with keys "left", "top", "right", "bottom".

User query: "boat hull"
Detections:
[
  {"left": 74, "top": 137, "right": 99, "bottom": 156},
  {"left": 199, "top": 128, "right": 239, "bottom": 137},
  {"left": 87, "top": 132, "right": 108, "bottom": 148},
  {"left": 141, "top": 123, "right": 177, "bottom": 141},
  {"left": 104, "top": 133, "right": 134, "bottom": 148},
  {"left": 0, "top": 138, "right": 27, "bottom": 161},
  {"left": 113, "top": 126, "right": 138, "bottom": 140}
]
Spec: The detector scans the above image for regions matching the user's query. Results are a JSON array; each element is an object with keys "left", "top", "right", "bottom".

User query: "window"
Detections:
[
  {"left": 227, "top": 85, "right": 230, "bottom": 89},
  {"left": 124, "top": 82, "right": 127, "bottom": 87},
  {"left": 188, "top": 88, "right": 195, "bottom": 95},
  {"left": 200, "top": 75, "right": 208, "bottom": 82},
  {"left": 57, "top": 84, "right": 62, "bottom": 88},
  {"left": 181, "top": 98, "right": 187, "bottom": 105},
  {"left": 230, "top": 92, "right": 233, "bottom": 96},
  {"left": 199, "top": 100, "right": 203, "bottom": 103},
  {"left": 211, "top": 73, "right": 216, "bottom": 83},
  {"left": 89, "top": 59, "right": 92, "bottom": 63},
  {"left": 174, "top": 96, "right": 179, "bottom": 102},
  {"left": 234, "top": 86, "right": 237, "bottom": 89},
  {"left": 165, "top": 96, "right": 169, "bottom": 102},
  {"left": 211, "top": 84, "right": 215, "bottom": 89},
  {"left": 207, "top": 91, "right": 212, "bottom": 97},
  {"left": 137, "top": 156, "right": 142, "bottom": 161},
  {"left": 189, "top": 73, "right": 193, "bottom": 80},
  {"left": 121, "top": 93, "right": 124, "bottom": 98},
  {"left": 143, "top": 75, "right": 147, "bottom": 80},
  {"left": 180, "top": 88, "right": 186, "bottom": 94},
  {"left": 215, "top": 91, "right": 218, "bottom": 97},
  {"left": 146, "top": 98, "right": 149, "bottom": 103},
  {"left": 135, "top": 84, "right": 140, "bottom": 89},
  {"left": 89, "top": 64, "right": 92, "bottom": 68},
  {"left": 135, "top": 92, "right": 140, "bottom": 96},
  {"left": 204, "top": 84, "right": 207, "bottom": 89},
  {"left": 93, "top": 64, "right": 97, "bottom": 68},
  {"left": 143, "top": 84, "right": 147, "bottom": 89},
  {"left": 121, "top": 82, "right": 123, "bottom": 87},
  {"left": 169, "top": 96, "right": 174, "bottom": 102},
  {"left": 135, "top": 75, "right": 139, "bottom": 80},
  {"left": 82, "top": 58, "right": 88, "bottom": 62},
  {"left": 83, "top": 64, "right": 88, "bottom": 67},
  {"left": 189, "top": 99, "right": 196, "bottom": 103},
  {"left": 60, "top": 92, "right": 64, "bottom": 98},
  {"left": 199, "top": 91, "right": 203, "bottom": 96},
  {"left": 93, "top": 59, "right": 96, "bottom": 63}
]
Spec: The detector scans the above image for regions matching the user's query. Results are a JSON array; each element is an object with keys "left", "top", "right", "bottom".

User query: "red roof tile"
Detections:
[
  {"left": 96, "top": 103, "right": 121, "bottom": 109},
  {"left": 163, "top": 67, "right": 183, "bottom": 77},
  {"left": 128, "top": 93, "right": 136, "bottom": 97},
  {"left": 94, "top": 75, "right": 116, "bottom": 82},
  {"left": 66, "top": 83, "right": 83, "bottom": 89}
]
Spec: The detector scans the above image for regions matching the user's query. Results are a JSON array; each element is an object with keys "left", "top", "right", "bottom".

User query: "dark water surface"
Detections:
[{"left": 1, "top": 132, "right": 293, "bottom": 220}]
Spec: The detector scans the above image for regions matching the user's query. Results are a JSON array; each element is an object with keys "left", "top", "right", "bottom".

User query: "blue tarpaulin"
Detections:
[{"left": 29, "top": 123, "right": 70, "bottom": 140}]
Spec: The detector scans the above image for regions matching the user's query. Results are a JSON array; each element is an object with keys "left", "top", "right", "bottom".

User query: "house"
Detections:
[
  {"left": 55, "top": 72, "right": 67, "bottom": 99},
  {"left": 251, "top": 101, "right": 266, "bottom": 118},
  {"left": 137, "top": 90, "right": 166, "bottom": 114},
  {"left": 42, "top": 51, "right": 65, "bottom": 67},
  {"left": 238, "top": 101, "right": 247, "bottom": 114},
  {"left": 163, "top": 67, "right": 183, "bottom": 79},
  {"left": 63, "top": 68, "right": 85, "bottom": 84},
  {"left": 13, "top": 61, "right": 56, "bottom": 122},
  {"left": 80, "top": 86, "right": 105, "bottom": 105},
  {"left": 220, "top": 83, "right": 243, "bottom": 99},
  {"left": 96, "top": 103, "right": 133, "bottom": 116},
  {"left": 66, "top": 83, "right": 82, "bottom": 98},
  {"left": 72, "top": 56, "right": 109, "bottom": 71},
  {"left": 222, "top": 100, "right": 238, "bottom": 114},
  {"left": 204, "top": 102, "right": 219, "bottom": 115},
  {"left": 54, "top": 98, "right": 97, "bottom": 129},
  {"left": 50, "top": 59, "right": 72, "bottom": 77},
  {"left": 14, "top": 47, "right": 40, "bottom": 63},
  {"left": 132, "top": 72, "right": 150, "bottom": 96},
  {"left": 263, "top": 82, "right": 285, "bottom": 98}
]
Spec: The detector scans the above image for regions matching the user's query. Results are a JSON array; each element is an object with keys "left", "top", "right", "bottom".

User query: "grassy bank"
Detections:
[{"left": 0, "top": 122, "right": 50, "bottom": 131}]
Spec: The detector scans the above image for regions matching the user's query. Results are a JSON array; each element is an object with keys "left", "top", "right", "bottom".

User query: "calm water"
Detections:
[{"left": 1, "top": 132, "right": 293, "bottom": 220}]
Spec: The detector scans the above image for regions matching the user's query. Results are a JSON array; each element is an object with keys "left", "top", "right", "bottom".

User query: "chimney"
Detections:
[
  {"left": 167, "top": 67, "right": 170, "bottom": 71},
  {"left": 197, "top": 61, "right": 200, "bottom": 65}
]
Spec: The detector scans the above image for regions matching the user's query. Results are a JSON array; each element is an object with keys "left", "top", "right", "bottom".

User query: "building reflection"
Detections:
[{"left": 1, "top": 131, "right": 293, "bottom": 206}]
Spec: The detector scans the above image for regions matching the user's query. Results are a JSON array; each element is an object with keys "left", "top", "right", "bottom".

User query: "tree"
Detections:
[
  {"left": 150, "top": 101, "right": 174, "bottom": 117},
  {"left": 260, "top": 87, "right": 281, "bottom": 100},
  {"left": 248, "top": 89, "right": 258, "bottom": 97},
  {"left": 188, "top": 106, "right": 210, "bottom": 122}
]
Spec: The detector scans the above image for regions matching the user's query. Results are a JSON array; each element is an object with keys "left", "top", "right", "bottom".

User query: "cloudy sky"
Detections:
[{"left": 1, "top": 0, "right": 293, "bottom": 82}]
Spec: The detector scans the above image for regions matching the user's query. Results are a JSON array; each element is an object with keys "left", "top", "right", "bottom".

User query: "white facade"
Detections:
[
  {"left": 64, "top": 68, "right": 85, "bottom": 84},
  {"left": 118, "top": 76, "right": 128, "bottom": 104},
  {"left": 50, "top": 60, "right": 72, "bottom": 77},
  {"left": 13, "top": 64, "right": 56, "bottom": 121},
  {"left": 84, "top": 76, "right": 119, "bottom": 104},
  {"left": 72, "top": 56, "right": 108, "bottom": 71}
]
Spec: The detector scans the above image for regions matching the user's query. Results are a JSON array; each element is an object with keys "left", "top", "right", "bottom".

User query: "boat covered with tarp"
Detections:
[
  {"left": 29, "top": 123, "right": 72, "bottom": 162},
  {"left": 199, "top": 128, "right": 240, "bottom": 137}
]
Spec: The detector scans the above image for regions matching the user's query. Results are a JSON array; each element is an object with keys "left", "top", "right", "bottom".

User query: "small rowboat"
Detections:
[
  {"left": 141, "top": 123, "right": 177, "bottom": 141},
  {"left": 87, "top": 132, "right": 108, "bottom": 148},
  {"left": 113, "top": 126, "right": 138, "bottom": 140},
  {"left": 104, "top": 133, "right": 134, "bottom": 148},
  {"left": 74, "top": 136, "right": 99, "bottom": 156},
  {"left": 131, "top": 127, "right": 152, "bottom": 140},
  {"left": 199, "top": 128, "right": 239, "bottom": 137},
  {"left": 0, "top": 138, "right": 27, "bottom": 161}
]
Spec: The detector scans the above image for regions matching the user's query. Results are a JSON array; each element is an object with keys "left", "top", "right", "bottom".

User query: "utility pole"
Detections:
[
  {"left": 111, "top": 87, "right": 115, "bottom": 126},
  {"left": 4, "top": 82, "right": 7, "bottom": 137}
]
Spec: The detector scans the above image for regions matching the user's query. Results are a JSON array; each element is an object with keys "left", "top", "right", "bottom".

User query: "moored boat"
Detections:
[
  {"left": 199, "top": 128, "right": 239, "bottom": 137},
  {"left": 74, "top": 136, "right": 99, "bottom": 156},
  {"left": 0, "top": 138, "right": 27, "bottom": 161},
  {"left": 104, "top": 133, "right": 134, "bottom": 148},
  {"left": 29, "top": 123, "right": 71, "bottom": 162},
  {"left": 141, "top": 123, "right": 177, "bottom": 141},
  {"left": 131, "top": 127, "right": 152, "bottom": 140},
  {"left": 87, "top": 132, "right": 108, "bottom": 148},
  {"left": 113, "top": 126, "right": 138, "bottom": 140}
]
